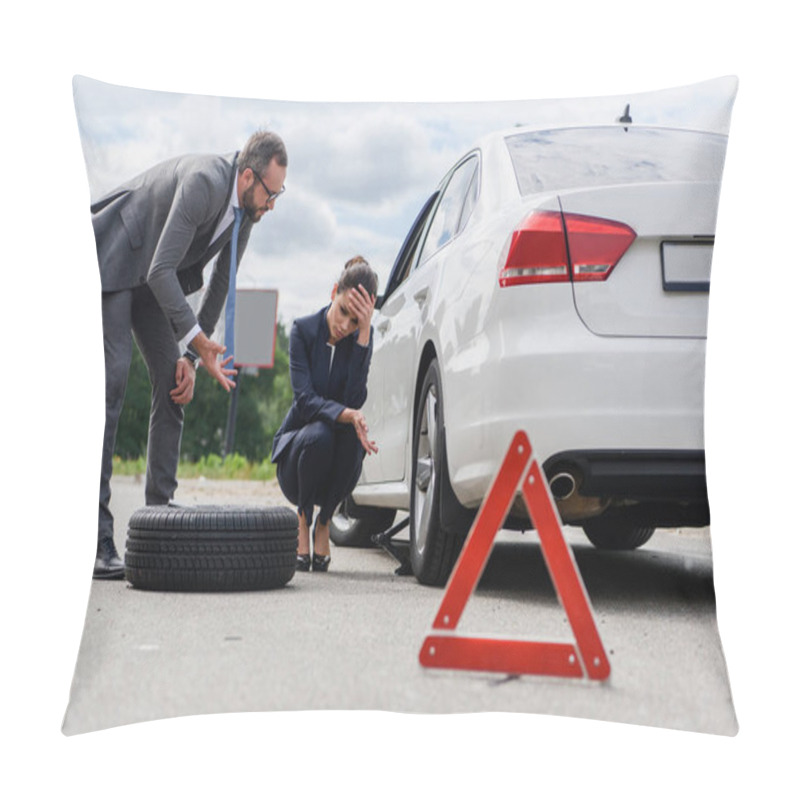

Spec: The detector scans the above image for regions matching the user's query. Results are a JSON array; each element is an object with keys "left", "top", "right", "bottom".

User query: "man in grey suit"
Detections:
[{"left": 91, "top": 130, "right": 288, "bottom": 578}]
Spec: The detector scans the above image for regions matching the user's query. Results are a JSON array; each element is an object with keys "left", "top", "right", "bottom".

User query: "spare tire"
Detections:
[
  {"left": 582, "top": 517, "right": 655, "bottom": 551},
  {"left": 329, "top": 496, "right": 396, "bottom": 548},
  {"left": 125, "top": 505, "right": 298, "bottom": 591}
]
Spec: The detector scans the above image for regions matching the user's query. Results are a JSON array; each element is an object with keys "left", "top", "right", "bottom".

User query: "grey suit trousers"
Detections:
[{"left": 99, "top": 284, "right": 183, "bottom": 541}]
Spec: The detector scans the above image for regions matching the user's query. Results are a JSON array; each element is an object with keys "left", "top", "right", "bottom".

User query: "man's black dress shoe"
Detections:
[{"left": 94, "top": 537, "right": 125, "bottom": 580}]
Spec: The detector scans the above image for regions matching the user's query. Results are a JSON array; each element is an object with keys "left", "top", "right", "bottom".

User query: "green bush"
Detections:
[
  {"left": 112, "top": 455, "right": 147, "bottom": 476},
  {"left": 113, "top": 453, "right": 276, "bottom": 482},
  {"left": 114, "top": 322, "right": 292, "bottom": 467}
]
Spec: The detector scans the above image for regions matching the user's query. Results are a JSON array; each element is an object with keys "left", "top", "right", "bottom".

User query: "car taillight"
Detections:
[
  {"left": 499, "top": 210, "right": 636, "bottom": 287},
  {"left": 499, "top": 211, "right": 569, "bottom": 286}
]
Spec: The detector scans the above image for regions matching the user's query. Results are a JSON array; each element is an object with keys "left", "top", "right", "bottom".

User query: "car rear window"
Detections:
[{"left": 505, "top": 127, "right": 728, "bottom": 196}]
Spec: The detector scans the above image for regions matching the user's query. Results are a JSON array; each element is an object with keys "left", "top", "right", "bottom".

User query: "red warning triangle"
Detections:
[{"left": 418, "top": 431, "right": 610, "bottom": 681}]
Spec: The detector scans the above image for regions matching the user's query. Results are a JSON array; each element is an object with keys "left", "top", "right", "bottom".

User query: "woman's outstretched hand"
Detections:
[{"left": 340, "top": 408, "right": 378, "bottom": 455}]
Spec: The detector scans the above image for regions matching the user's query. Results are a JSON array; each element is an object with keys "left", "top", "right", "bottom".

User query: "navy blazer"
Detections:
[{"left": 271, "top": 306, "right": 373, "bottom": 463}]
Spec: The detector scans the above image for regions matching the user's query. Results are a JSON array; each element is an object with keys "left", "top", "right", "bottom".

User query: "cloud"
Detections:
[
  {"left": 73, "top": 75, "right": 737, "bottom": 330},
  {"left": 276, "top": 104, "right": 446, "bottom": 205},
  {"left": 253, "top": 185, "right": 338, "bottom": 256}
]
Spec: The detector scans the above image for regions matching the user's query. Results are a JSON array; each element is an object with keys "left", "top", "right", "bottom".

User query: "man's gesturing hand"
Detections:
[{"left": 190, "top": 331, "right": 237, "bottom": 392}]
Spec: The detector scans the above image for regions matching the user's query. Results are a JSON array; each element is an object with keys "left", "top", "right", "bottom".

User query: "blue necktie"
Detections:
[{"left": 224, "top": 207, "right": 244, "bottom": 363}]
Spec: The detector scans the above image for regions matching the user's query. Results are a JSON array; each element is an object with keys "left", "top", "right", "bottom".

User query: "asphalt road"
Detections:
[{"left": 62, "top": 476, "right": 737, "bottom": 736}]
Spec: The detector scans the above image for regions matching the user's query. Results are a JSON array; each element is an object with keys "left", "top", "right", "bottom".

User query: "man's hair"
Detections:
[
  {"left": 238, "top": 130, "right": 288, "bottom": 175},
  {"left": 338, "top": 255, "right": 379, "bottom": 298}
]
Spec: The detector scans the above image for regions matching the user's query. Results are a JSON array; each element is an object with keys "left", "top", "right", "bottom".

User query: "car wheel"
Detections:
[
  {"left": 410, "top": 359, "right": 464, "bottom": 586},
  {"left": 124, "top": 505, "right": 298, "bottom": 591},
  {"left": 329, "top": 497, "right": 396, "bottom": 548},
  {"left": 582, "top": 518, "right": 656, "bottom": 550}
]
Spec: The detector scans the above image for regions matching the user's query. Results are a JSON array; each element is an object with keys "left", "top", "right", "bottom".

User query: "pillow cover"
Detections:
[{"left": 63, "top": 75, "right": 738, "bottom": 736}]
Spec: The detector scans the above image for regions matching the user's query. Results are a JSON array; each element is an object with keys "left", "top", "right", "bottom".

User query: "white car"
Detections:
[{"left": 331, "top": 120, "right": 727, "bottom": 586}]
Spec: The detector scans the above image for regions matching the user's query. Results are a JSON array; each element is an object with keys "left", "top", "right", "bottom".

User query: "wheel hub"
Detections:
[{"left": 413, "top": 389, "right": 438, "bottom": 554}]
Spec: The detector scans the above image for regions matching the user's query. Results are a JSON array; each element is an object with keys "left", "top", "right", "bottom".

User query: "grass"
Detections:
[{"left": 112, "top": 454, "right": 277, "bottom": 481}]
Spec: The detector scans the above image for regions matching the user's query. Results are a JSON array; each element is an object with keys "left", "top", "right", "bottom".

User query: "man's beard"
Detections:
[{"left": 242, "top": 185, "right": 265, "bottom": 223}]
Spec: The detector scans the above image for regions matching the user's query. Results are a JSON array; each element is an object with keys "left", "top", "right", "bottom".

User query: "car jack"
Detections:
[{"left": 372, "top": 516, "right": 413, "bottom": 576}]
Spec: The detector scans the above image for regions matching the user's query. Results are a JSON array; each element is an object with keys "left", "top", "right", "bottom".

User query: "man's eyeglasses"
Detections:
[{"left": 251, "top": 169, "right": 285, "bottom": 203}]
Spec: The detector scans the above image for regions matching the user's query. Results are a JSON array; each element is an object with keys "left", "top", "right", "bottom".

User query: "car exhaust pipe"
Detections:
[
  {"left": 512, "top": 466, "right": 608, "bottom": 523},
  {"left": 544, "top": 466, "right": 611, "bottom": 523},
  {"left": 549, "top": 472, "right": 576, "bottom": 501}
]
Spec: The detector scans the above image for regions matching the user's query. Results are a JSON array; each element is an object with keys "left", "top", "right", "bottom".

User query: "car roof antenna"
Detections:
[{"left": 617, "top": 103, "right": 632, "bottom": 131}]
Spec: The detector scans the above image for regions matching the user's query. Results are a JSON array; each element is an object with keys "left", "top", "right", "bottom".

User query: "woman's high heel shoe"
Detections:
[
  {"left": 296, "top": 510, "right": 312, "bottom": 572},
  {"left": 311, "top": 517, "right": 331, "bottom": 572},
  {"left": 312, "top": 552, "right": 331, "bottom": 572}
]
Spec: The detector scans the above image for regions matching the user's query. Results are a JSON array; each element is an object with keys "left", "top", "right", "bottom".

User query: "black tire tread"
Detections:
[
  {"left": 125, "top": 537, "right": 297, "bottom": 556},
  {"left": 125, "top": 552, "right": 296, "bottom": 571},
  {"left": 128, "top": 505, "right": 297, "bottom": 533},
  {"left": 582, "top": 519, "right": 656, "bottom": 550},
  {"left": 124, "top": 565, "right": 296, "bottom": 592},
  {"left": 126, "top": 526, "right": 297, "bottom": 542},
  {"left": 124, "top": 504, "right": 298, "bottom": 591},
  {"left": 410, "top": 360, "right": 465, "bottom": 587}
]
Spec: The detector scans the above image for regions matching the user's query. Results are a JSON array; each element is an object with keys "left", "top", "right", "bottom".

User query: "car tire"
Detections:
[
  {"left": 409, "top": 359, "right": 465, "bottom": 586},
  {"left": 582, "top": 518, "right": 655, "bottom": 550},
  {"left": 329, "top": 497, "right": 396, "bottom": 548},
  {"left": 124, "top": 505, "right": 298, "bottom": 591}
]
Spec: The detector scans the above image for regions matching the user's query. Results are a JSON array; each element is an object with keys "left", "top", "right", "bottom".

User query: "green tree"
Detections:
[
  {"left": 182, "top": 322, "right": 293, "bottom": 462},
  {"left": 115, "top": 322, "right": 292, "bottom": 465},
  {"left": 114, "top": 346, "right": 151, "bottom": 459}
]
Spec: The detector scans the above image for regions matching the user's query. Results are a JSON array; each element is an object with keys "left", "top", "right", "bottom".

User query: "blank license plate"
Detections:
[{"left": 661, "top": 241, "right": 713, "bottom": 292}]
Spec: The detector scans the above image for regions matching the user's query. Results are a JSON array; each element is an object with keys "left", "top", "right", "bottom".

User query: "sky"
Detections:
[{"left": 72, "top": 75, "right": 737, "bottom": 325}]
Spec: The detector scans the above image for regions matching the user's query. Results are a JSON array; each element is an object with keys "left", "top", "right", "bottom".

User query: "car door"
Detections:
[
  {"left": 367, "top": 196, "right": 437, "bottom": 482},
  {"left": 376, "top": 155, "right": 480, "bottom": 482},
  {"left": 359, "top": 193, "right": 439, "bottom": 484}
]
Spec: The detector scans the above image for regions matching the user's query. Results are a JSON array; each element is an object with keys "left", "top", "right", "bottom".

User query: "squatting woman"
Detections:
[{"left": 271, "top": 257, "right": 379, "bottom": 572}]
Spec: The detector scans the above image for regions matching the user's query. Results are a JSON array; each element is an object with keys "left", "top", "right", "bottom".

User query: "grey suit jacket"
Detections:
[{"left": 91, "top": 152, "right": 253, "bottom": 343}]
